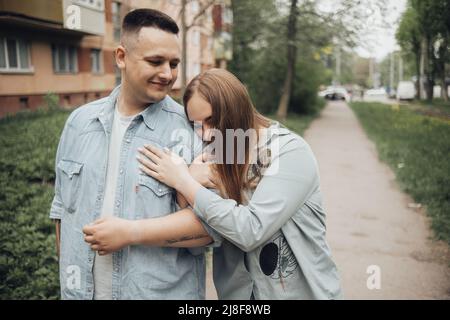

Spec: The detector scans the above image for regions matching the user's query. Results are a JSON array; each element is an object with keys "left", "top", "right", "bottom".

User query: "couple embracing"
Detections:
[{"left": 50, "top": 8, "right": 342, "bottom": 300}]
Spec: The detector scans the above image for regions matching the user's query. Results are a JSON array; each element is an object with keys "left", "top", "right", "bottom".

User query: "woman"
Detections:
[{"left": 83, "top": 69, "right": 342, "bottom": 299}]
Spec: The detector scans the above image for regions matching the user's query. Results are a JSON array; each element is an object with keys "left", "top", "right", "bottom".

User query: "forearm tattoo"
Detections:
[{"left": 166, "top": 234, "right": 210, "bottom": 245}]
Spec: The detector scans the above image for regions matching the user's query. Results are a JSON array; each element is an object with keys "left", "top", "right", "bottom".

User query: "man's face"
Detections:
[{"left": 119, "top": 27, "right": 181, "bottom": 104}]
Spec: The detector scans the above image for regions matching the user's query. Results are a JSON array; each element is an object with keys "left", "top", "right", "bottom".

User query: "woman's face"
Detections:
[{"left": 186, "top": 92, "right": 214, "bottom": 142}]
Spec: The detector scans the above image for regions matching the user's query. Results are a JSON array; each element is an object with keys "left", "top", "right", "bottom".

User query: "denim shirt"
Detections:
[
  {"left": 49, "top": 86, "right": 211, "bottom": 300},
  {"left": 194, "top": 123, "right": 343, "bottom": 299}
]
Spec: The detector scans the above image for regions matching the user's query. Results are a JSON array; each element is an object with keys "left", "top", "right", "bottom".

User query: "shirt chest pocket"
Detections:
[
  {"left": 138, "top": 174, "right": 173, "bottom": 197},
  {"left": 135, "top": 174, "right": 174, "bottom": 218},
  {"left": 57, "top": 159, "right": 84, "bottom": 213}
]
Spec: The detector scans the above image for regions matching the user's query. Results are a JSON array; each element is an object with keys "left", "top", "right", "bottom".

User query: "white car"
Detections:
[{"left": 396, "top": 81, "right": 416, "bottom": 100}]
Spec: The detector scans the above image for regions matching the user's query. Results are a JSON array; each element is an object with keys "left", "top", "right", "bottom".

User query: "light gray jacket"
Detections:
[{"left": 194, "top": 122, "right": 343, "bottom": 299}]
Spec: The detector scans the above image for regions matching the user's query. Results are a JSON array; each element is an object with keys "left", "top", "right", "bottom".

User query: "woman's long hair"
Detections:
[{"left": 184, "top": 68, "right": 270, "bottom": 204}]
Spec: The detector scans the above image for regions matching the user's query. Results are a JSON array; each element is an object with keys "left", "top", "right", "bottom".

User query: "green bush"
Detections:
[
  {"left": 0, "top": 110, "right": 69, "bottom": 299},
  {"left": 42, "top": 92, "right": 60, "bottom": 112}
]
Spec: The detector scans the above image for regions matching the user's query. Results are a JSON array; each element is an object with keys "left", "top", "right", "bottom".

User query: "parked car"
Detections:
[
  {"left": 318, "top": 86, "right": 350, "bottom": 101},
  {"left": 396, "top": 81, "right": 416, "bottom": 100}
]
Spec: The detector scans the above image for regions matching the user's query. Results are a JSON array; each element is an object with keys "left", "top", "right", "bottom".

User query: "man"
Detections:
[{"left": 50, "top": 9, "right": 217, "bottom": 300}]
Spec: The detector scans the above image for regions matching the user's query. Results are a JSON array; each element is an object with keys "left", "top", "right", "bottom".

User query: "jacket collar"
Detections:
[{"left": 92, "top": 85, "right": 167, "bottom": 132}]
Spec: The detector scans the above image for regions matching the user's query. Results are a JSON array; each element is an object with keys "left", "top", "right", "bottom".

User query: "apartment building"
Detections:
[{"left": 0, "top": 0, "right": 232, "bottom": 117}]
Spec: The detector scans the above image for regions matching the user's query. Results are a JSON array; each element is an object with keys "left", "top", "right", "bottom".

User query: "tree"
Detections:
[
  {"left": 276, "top": 0, "right": 299, "bottom": 121},
  {"left": 274, "top": 0, "right": 389, "bottom": 118},
  {"left": 397, "top": 5, "right": 422, "bottom": 98},
  {"left": 397, "top": 0, "right": 450, "bottom": 101},
  {"left": 431, "top": 0, "right": 450, "bottom": 101},
  {"left": 230, "top": 0, "right": 390, "bottom": 117},
  {"left": 179, "top": 0, "right": 216, "bottom": 95}
]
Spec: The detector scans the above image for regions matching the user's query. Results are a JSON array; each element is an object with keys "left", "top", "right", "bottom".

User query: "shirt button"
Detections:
[
  {"left": 158, "top": 188, "right": 162, "bottom": 193},
  {"left": 126, "top": 139, "right": 131, "bottom": 143},
  {"left": 119, "top": 169, "right": 124, "bottom": 174}
]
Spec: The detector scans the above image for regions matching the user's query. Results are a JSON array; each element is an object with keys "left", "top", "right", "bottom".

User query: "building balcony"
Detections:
[{"left": 0, "top": 0, "right": 105, "bottom": 36}]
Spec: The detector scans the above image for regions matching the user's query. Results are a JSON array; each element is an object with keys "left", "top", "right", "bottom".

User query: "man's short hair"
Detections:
[{"left": 122, "top": 8, "right": 179, "bottom": 38}]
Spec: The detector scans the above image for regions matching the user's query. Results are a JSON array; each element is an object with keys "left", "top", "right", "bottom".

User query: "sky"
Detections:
[
  {"left": 316, "top": 0, "right": 408, "bottom": 61},
  {"left": 354, "top": 0, "right": 407, "bottom": 61}
]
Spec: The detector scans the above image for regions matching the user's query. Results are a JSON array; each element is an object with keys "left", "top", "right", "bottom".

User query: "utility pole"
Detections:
[
  {"left": 335, "top": 46, "right": 341, "bottom": 85},
  {"left": 369, "top": 57, "right": 374, "bottom": 88},
  {"left": 398, "top": 54, "right": 403, "bottom": 82}
]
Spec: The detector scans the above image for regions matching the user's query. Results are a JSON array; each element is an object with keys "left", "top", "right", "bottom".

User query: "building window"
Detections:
[
  {"left": 112, "top": 1, "right": 121, "bottom": 42},
  {"left": 90, "top": 49, "right": 102, "bottom": 73},
  {"left": 191, "top": 0, "right": 199, "bottom": 14},
  {"left": 207, "top": 38, "right": 213, "bottom": 50},
  {"left": 52, "top": 44, "right": 78, "bottom": 73},
  {"left": 192, "top": 63, "right": 200, "bottom": 77},
  {"left": 19, "top": 97, "right": 29, "bottom": 109},
  {"left": 192, "top": 30, "right": 200, "bottom": 46},
  {"left": 223, "top": 7, "right": 233, "bottom": 25},
  {"left": 0, "top": 37, "right": 32, "bottom": 72},
  {"left": 63, "top": 95, "right": 71, "bottom": 107}
]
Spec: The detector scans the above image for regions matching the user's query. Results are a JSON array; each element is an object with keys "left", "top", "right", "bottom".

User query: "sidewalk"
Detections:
[{"left": 303, "top": 101, "right": 450, "bottom": 299}]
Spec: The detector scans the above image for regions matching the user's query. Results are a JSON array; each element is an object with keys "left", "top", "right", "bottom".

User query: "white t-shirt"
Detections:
[{"left": 93, "top": 104, "right": 134, "bottom": 300}]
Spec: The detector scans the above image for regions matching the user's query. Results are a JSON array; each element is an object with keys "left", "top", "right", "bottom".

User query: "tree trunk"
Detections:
[
  {"left": 420, "top": 37, "right": 427, "bottom": 100},
  {"left": 276, "top": 0, "right": 298, "bottom": 121},
  {"left": 439, "top": 38, "right": 449, "bottom": 101},
  {"left": 425, "top": 35, "right": 434, "bottom": 101},
  {"left": 181, "top": 0, "right": 188, "bottom": 97},
  {"left": 442, "top": 74, "right": 449, "bottom": 101},
  {"left": 415, "top": 51, "right": 421, "bottom": 99}
]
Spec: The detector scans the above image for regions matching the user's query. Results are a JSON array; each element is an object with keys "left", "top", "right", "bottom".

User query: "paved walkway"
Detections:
[{"left": 304, "top": 101, "right": 450, "bottom": 299}]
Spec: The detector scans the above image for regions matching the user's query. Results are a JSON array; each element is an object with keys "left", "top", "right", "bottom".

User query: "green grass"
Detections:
[
  {"left": 350, "top": 102, "right": 450, "bottom": 245},
  {"left": 403, "top": 98, "right": 450, "bottom": 120},
  {"left": 268, "top": 99, "right": 326, "bottom": 136},
  {"left": 279, "top": 113, "right": 320, "bottom": 136},
  {"left": 0, "top": 108, "right": 70, "bottom": 299},
  {"left": 413, "top": 98, "right": 450, "bottom": 109}
]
